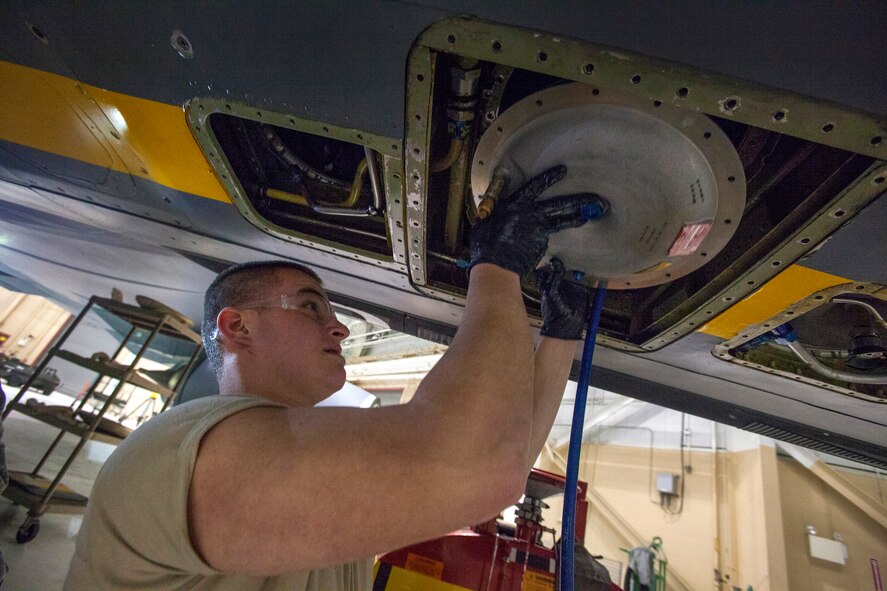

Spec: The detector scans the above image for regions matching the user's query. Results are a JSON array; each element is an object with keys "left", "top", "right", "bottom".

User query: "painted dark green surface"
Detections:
[{"left": 2, "top": 1, "right": 885, "bottom": 142}]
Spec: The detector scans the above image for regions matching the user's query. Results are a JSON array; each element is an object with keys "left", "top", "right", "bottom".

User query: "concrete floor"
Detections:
[{"left": 0, "top": 387, "right": 113, "bottom": 590}]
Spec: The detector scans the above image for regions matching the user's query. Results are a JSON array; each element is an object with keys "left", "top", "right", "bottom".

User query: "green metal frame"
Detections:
[
  {"left": 403, "top": 18, "right": 887, "bottom": 349},
  {"left": 713, "top": 282, "right": 887, "bottom": 402},
  {"left": 185, "top": 97, "right": 408, "bottom": 272}
]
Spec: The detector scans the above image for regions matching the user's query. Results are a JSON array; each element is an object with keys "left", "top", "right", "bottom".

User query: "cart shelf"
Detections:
[{"left": 1, "top": 294, "right": 203, "bottom": 543}]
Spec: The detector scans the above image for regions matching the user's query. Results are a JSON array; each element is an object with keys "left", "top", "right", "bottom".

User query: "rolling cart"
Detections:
[{"left": 1, "top": 295, "right": 202, "bottom": 543}]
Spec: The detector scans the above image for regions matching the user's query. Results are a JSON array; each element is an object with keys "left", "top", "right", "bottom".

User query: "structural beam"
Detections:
[{"left": 777, "top": 442, "right": 887, "bottom": 530}]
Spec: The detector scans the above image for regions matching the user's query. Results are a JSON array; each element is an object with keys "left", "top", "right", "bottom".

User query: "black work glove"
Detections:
[
  {"left": 535, "top": 258, "right": 591, "bottom": 340},
  {"left": 469, "top": 165, "right": 601, "bottom": 277}
]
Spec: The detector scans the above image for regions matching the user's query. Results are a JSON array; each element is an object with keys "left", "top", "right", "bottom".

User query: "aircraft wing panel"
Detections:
[{"left": 0, "top": 2, "right": 885, "bottom": 468}]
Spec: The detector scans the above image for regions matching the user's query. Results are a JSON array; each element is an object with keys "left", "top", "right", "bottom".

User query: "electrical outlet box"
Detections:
[{"left": 656, "top": 472, "right": 679, "bottom": 495}]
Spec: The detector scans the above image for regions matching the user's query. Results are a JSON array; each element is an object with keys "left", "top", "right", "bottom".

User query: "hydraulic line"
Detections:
[
  {"left": 560, "top": 283, "right": 607, "bottom": 591},
  {"left": 785, "top": 340, "right": 887, "bottom": 384},
  {"left": 261, "top": 158, "right": 378, "bottom": 216}
]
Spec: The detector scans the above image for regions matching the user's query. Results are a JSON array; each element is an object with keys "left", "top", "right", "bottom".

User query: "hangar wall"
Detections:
[
  {"left": 779, "top": 457, "right": 887, "bottom": 591},
  {"left": 0, "top": 286, "right": 70, "bottom": 365},
  {"left": 539, "top": 435, "right": 886, "bottom": 591}
]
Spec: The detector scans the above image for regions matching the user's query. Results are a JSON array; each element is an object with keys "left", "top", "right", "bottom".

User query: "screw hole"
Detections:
[
  {"left": 591, "top": 88, "right": 600, "bottom": 96},
  {"left": 29, "top": 24, "right": 48, "bottom": 43},
  {"left": 727, "top": 176, "right": 736, "bottom": 182},
  {"left": 771, "top": 260, "right": 782, "bottom": 267},
  {"left": 871, "top": 136, "right": 883, "bottom": 146},
  {"left": 703, "top": 132, "right": 712, "bottom": 139},
  {"left": 724, "top": 98, "right": 738, "bottom": 110},
  {"left": 821, "top": 123, "right": 834, "bottom": 133},
  {"left": 582, "top": 63, "right": 594, "bottom": 75},
  {"left": 536, "top": 51, "right": 548, "bottom": 63},
  {"left": 772, "top": 109, "right": 786, "bottom": 122},
  {"left": 492, "top": 40, "right": 502, "bottom": 52},
  {"left": 746, "top": 280, "right": 755, "bottom": 286},
  {"left": 724, "top": 218, "right": 731, "bottom": 224},
  {"left": 631, "top": 74, "right": 642, "bottom": 84},
  {"left": 677, "top": 87, "right": 689, "bottom": 98},
  {"left": 653, "top": 100, "right": 662, "bottom": 107},
  {"left": 416, "top": 74, "right": 424, "bottom": 82},
  {"left": 832, "top": 209, "right": 846, "bottom": 217},
  {"left": 536, "top": 99, "right": 543, "bottom": 107},
  {"left": 874, "top": 176, "right": 884, "bottom": 184},
  {"left": 447, "top": 34, "right": 456, "bottom": 44}
]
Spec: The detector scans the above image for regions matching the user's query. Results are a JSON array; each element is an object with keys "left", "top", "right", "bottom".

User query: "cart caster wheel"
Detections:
[{"left": 16, "top": 517, "right": 40, "bottom": 544}]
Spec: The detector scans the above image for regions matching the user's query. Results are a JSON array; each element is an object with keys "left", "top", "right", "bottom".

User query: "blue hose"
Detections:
[{"left": 559, "top": 284, "right": 607, "bottom": 591}]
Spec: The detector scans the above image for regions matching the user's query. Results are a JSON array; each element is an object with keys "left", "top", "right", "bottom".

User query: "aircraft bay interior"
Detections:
[{"left": 0, "top": 3, "right": 885, "bottom": 471}]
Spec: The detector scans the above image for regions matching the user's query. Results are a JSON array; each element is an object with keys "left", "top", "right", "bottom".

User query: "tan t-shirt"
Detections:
[{"left": 65, "top": 395, "right": 373, "bottom": 590}]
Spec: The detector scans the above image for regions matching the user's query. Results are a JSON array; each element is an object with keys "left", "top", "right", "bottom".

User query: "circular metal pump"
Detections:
[{"left": 471, "top": 83, "right": 746, "bottom": 289}]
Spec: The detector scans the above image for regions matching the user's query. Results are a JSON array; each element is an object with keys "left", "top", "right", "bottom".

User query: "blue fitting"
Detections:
[
  {"left": 579, "top": 198, "right": 607, "bottom": 221},
  {"left": 771, "top": 322, "right": 797, "bottom": 345},
  {"left": 448, "top": 120, "right": 471, "bottom": 140},
  {"left": 573, "top": 270, "right": 585, "bottom": 281},
  {"left": 455, "top": 258, "right": 470, "bottom": 269},
  {"left": 731, "top": 322, "right": 797, "bottom": 354}
]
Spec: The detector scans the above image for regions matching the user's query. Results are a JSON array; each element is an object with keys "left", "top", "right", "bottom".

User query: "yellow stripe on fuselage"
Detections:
[
  {"left": 0, "top": 60, "right": 229, "bottom": 202},
  {"left": 700, "top": 265, "right": 850, "bottom": 339},
  {"left": 0, "top": 62, "right": 858, "bottom": 342}
]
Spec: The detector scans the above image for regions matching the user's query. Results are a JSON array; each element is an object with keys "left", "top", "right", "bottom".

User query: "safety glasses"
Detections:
[{"left": 210, "top": 290, "right": 336, "bottom": 340}]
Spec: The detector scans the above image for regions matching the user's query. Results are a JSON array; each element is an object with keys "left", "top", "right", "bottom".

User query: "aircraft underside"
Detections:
[{"left": 0, "top": 2, "right": 885, "bottom": 466}]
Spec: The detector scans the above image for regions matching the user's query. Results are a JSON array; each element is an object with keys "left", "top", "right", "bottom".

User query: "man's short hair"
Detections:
[{"left": 201, "top": 260, "right": 322, "bottom": 377}]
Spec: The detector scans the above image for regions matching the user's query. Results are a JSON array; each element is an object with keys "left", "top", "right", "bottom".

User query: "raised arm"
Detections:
[
  {"left": 188, "top": 169, "right": 599, "bottom": 575},
  {"left": 527, "top": 259, "right": 592, "bottom": 468}
]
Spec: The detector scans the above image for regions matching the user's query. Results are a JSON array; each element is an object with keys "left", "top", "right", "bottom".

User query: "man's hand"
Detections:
[
  {"left": 469, "top": 166, "right": 602, "bottom": 277},
  {"left": 535, "top": 258, "right": 591, "bottom": 340}
]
